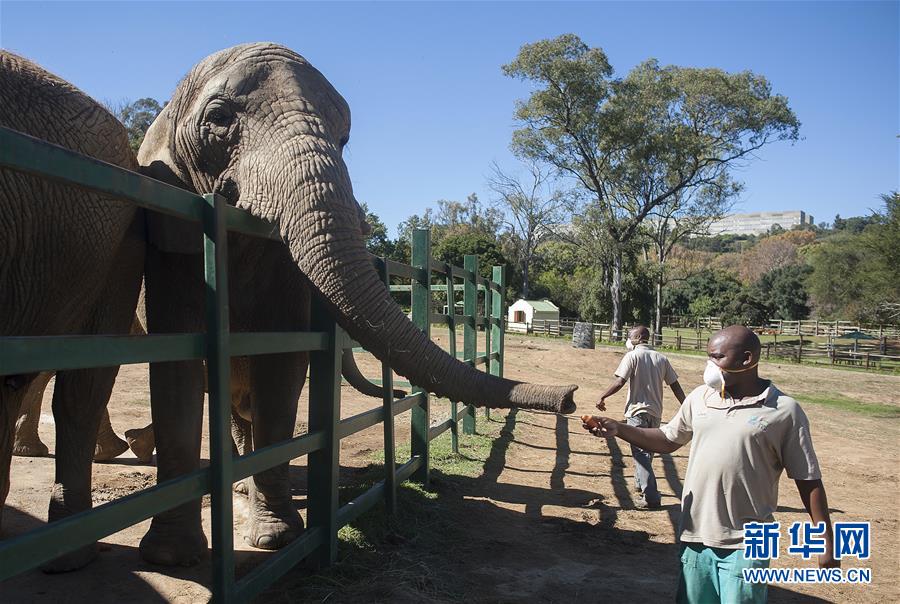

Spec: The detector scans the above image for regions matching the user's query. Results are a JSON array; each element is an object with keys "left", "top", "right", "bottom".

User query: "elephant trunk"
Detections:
[{"left": 280, "top": 175, "right": 577, "bottom": 414}]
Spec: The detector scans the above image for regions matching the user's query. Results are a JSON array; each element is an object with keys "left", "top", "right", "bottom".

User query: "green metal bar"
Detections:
[
  {"left": 389, "top": 284, "right": 488, "bottom": 292},
  {"left": 428, "top": 418, "right": 454, "bottom": 441},
  {"left": 229, "top": 331, "right": 328, "bottom": 356},
  {"left": 223, "top": 205, "right": 280, "bottom": 241},
  {"left": 0, "top": 334, "right": 203, "bottom": 374},
  {"left": 392, "top": 391, "right": 425, "bottom": 416},
  {"left": 491, "top": 266, "right": 506, "bottom": 422},
  {"left": 0, "top": 468, "right": 208, "bottom": 582},
  {"left": 233, "top": 528, "right": 325, "bottom": 602},
  {"left": 410, "top": 228, "right": 431, "bottom": 484},
  {"left": 395, "top": 456, "right": 423, "bottom": 483},
  {"left": 492, "top": 266, "right": 507, "bottom": 386},
  {"left": 0, "top": 126, "right": 204, "bottom": 220},
  {"left": 384, "top": 258, "right": 428, "bottom": 282},
  {"left": 233, "top": 431, "right": 327, "bottom": 482},
  {"left": 307, "top": 305, "right": 342, "bottom": 567},
  {"left": 483, "top": 267, "right": 492, "bottom": 420},
  {"left": 336, "top": 482, "right": 386, "bottom": 527},
  {"left": 446, "top": 263, "right": 459, "bottom": 454},
  {"left": 463, "top": 254, "right": 478, "bottom": 435},
  {"left": 338, "top": 406, "right": 384, "bottom": 439},
  {"left": 204, "top": 193, "right": 235, "bottom": 603},
  {"left": 379, "top": 257, "right": 397, "bottom": 516}
]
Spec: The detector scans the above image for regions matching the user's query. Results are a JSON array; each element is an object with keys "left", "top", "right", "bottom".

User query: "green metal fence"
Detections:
[{"left": 0, "top": 126, "right": 506, "bottom": 602}]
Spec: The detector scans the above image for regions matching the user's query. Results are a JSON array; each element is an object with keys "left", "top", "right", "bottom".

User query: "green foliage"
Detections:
[
  {"left": 433, "top": 231, "right": 509, "bottom": 282},
  {"left": 754, "top": 265, "right": 811, "bottom": 320},
  {"left": 114, "top": 98, "right": 164, "bottom": 152}
]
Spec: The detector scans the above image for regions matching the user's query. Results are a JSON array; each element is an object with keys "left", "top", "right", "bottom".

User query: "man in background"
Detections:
[{"left": 597, "top": 325, "right": 685, "bottom": 509}]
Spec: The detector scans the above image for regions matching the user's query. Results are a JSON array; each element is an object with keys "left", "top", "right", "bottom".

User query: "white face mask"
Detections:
[
  {"left": 703, "top": 359, "right": 761, "bottom": 398},
  {"left": 625, "top": 339, "right": 635, "bottom": 351},
  {"left": 703, "top": 360, "right": 726, "bottom": 397}
]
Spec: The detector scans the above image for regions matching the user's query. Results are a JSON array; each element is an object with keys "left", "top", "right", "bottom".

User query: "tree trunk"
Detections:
[
  {"left": 610, "top": 250, "right": 623, "bottom": 339},
  {"left": 655, "top": 277, "right": 663, "bottom": 336}
]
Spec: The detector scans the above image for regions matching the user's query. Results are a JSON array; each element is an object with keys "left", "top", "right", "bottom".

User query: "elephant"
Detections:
[
  {"left": 0, "top": 51, "right": 146, "bottom": 571},
  {"left": 12, "top": 349, "right": 405, "bottom": 463},
  {"left": 134, "top": 42, "right": 577, "bottom": 566}
]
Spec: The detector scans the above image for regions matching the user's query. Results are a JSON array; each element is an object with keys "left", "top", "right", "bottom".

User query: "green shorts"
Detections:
[{"left": 677, "top": 543, "right": 770, "bottom": 603}]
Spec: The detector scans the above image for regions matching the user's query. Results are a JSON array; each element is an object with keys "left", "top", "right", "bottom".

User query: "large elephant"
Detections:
[
  {"left": 135, "top": 42, "right": 577, "bottom": 566},
  {"left": 0, "top": 52, "right": 146, "bottom": 571}
]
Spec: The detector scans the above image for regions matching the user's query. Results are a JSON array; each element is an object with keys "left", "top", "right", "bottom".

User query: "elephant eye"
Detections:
[{"left": 205, "top": 104, "right": 235, "bottom": 128}]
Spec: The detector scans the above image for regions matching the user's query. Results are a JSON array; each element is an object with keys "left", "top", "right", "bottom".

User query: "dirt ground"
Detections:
[{"left": 2, "top": 333, "right": 898, "bottom": 603}]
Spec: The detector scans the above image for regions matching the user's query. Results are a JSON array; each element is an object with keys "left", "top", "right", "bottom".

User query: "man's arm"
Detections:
[
  {"left": 669, "top": 380, "right": 686, "bottom": 404},
  {"left": 583, "top": 416, "right": 682, "bottom": 454},
  {"left": 796, "top": 479, "right": 840, "bottom": 569},
  {"left": 597, "top": 377, "right": 626, "bottom": 412}
]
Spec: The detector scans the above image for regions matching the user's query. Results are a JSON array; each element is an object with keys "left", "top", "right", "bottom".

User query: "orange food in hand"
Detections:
[{"left": 582, "top": 414, "right": 600, "bottom": 430}]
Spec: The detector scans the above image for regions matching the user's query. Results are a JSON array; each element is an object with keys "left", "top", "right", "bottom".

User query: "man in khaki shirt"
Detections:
[
  {"left": 596, "top": 325, "right": 685, "bottom": 508},
  {"left": 585, "top": 326, "right": 838, "bottom": 603}
]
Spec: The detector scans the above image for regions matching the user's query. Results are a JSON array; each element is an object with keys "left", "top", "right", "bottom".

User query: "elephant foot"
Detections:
[
  {"left": 124, "top": 425, "right": 155, "bottom": 463},
  {"left": 139, "top": 522, "right": 208, "bottom": 566},
  {"left": 233, "top": 480, "right": 249, "bottom": 496},
  {"left": 93, "top": 433, "right": 129, "bottom": 462},
  {"left": 244, "top": 504, "right": 304, "bottom": 550},
  {"left": 12, "top": 438, "right": 49, "bottom": 457},
  {"left": 40, "top": 543, "right": 98, "bottom": 573}
]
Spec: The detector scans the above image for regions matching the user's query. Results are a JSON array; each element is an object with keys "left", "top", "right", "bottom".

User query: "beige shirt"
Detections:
[
  {"left": 661, "top": 383, "right": 821, "bottom": 549},
  {"left": 614, "top": 344, "right": 678, "bottom": 419}
]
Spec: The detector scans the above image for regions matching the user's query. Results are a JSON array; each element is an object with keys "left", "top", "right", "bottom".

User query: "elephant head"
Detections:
[{"left": 139, "top": 43, "right": 576, "bottom": 413}]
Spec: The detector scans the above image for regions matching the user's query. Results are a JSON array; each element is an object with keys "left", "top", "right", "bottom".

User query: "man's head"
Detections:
[
  {"left": 707, "top": 326, "right": 761, "bottom": 384},
  {"left": 628, "top": 325, "right": 651, "bottom": 345}
]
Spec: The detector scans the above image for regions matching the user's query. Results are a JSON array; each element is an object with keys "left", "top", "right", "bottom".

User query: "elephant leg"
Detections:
[
  {"left": 139, "top": 248, "right": 208, "bottom": 567},
  {"left": 231, "top": 399, "right": 252, "bottom": 495},
  {"left": 1, "top": 379, "right": 30, "bottom": 534},
  {"left": 42, "top": 366, "right": 118, "bottom": 572},
  {"left": 244, "top": 352, "right": 306, "bottom": 550},
  {"left": 124, "top": 424, "right": 155, "bottom": 463},
  {"left": 13, "top": 372, "right": 53, "bottom": 457},
  {"left": 93, "top": 408, "right": 128, "bottom": 462}
]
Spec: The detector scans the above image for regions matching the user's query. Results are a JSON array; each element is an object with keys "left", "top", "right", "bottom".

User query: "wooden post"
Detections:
[
  {"left": 798, "top": 334, "right": 804, "bottom": 364},
  {"left": 463, "top": 254, "right": 478, "bottom": 435},
  {"left": 410, "top": 229, "right": 431, "bottom": 483},
  {"left": 676, "top": 334, "right": 682, "bottom": 350},
  {"left": 865, "top": 352, "right": 870, "bottom": 370},
  {"left": 483, "top": 277, "right": 492, "bottom": 419}
]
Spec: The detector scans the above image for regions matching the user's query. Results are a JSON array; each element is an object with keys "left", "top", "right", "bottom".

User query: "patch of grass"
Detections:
[
  {"left": 795, "top": 394, "right": 900, "bottom": 418},
  {"left": 262, "top": 418, "right": 501, "bottom": 603}
]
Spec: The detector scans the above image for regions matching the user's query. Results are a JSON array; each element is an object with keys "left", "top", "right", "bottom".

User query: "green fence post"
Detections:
[
  {"left": 445, "top": 263, "right": 459, "bottom": 454},
  {"left": 483, "top": 276, "right": 491, "bottom": 420},
  {"left": 379, "top": 258, "right": 397, "bottom": 514},
  {"left": 203, "top": 194, "right": 235, "bottom": 603},
  {"left": 308, "top": 301, "right": 342, "bottom": 567},
  {"left": 463, "top": 254, "right": 478, "bottom": 435},
  {"left": 491, "top": 265, "right": 506, "bottom": 389},
  {"left": 411, "top": 228, "right": 431, "bottom": 483}
]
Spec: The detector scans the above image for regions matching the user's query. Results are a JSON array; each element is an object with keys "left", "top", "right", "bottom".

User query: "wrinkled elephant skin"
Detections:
[
  {"left": 0, "top": 52, "right": 145, "bottom": 572},
  {"left": 136, "top": 43, "right": 576, "bottom": 565}
]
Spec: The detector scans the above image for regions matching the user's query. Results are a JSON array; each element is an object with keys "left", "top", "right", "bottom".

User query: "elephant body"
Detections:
[
  {"left": 0, "top": 51, "right": 146, "bottom": 570},
  {"left": 135, "top": 42, "right": 577, "bottom": 566}
]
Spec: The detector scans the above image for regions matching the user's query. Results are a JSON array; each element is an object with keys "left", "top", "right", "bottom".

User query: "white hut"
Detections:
[{"left": 507, "top": 299, "right": 560, "bottom": 332}]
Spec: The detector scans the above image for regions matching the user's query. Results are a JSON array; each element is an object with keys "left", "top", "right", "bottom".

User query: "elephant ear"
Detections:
[{"left": 138, "top": 107, "right": 203, "bottom": 255}]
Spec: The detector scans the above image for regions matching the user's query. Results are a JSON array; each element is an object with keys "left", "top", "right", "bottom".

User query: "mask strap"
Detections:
[{"left": 722, "top": 361, "right": 759, "bottom": 374}]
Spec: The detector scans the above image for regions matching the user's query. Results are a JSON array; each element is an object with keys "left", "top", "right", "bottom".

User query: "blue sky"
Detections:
[{"left": 2, "top": 1, "right": 897, "bottom": 236}]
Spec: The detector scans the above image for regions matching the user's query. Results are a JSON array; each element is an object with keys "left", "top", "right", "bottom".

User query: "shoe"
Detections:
[{"left": 635, "top": 497, "right": 661, "bottom": 510}]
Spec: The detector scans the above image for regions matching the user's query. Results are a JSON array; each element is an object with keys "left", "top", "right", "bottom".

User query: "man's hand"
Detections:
[
  {"left": 582, "top": 415, "right": 618, "bottom": 437},
  {"left": 817, "top": 552, "right": 840, "bottom": 569},
  {"left": 596, "top": 398, "right": 607, "bottom": 412}
]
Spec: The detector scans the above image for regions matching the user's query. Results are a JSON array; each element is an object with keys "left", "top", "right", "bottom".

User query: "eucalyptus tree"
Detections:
[{"left": 503, "top": 34, "right": 799, "bottom": 333}]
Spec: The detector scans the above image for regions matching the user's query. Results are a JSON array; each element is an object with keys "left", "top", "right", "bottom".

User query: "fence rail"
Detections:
[
  {"left": 0, "top": 126, "right": 506, "bottom": 601},
  {"left": 660, "top": 315, "right": 900, "bottom": 338},
  {"left": 519, "top": 318, "right": 900, "bottom": 372}
]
